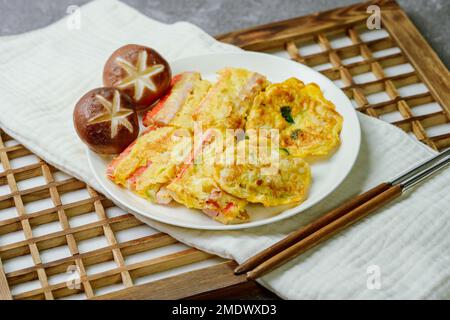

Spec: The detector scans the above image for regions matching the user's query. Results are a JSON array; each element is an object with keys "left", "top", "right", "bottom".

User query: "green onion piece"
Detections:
[
  {"left": 280, "top": 106, "right": 294, "bottom": 124},
  {"left": 280, "top": 148, "right": 290, "bottom": 155}
]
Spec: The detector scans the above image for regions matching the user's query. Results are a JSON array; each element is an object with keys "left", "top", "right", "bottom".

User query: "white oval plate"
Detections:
[{"left": 87, "top": 52, "right": 360, "bottom": 230}]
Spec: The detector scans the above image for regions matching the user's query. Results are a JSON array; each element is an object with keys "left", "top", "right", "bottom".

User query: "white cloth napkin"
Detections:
[{"left": 0, "top": 0, "right": 449, "bottom": 299}]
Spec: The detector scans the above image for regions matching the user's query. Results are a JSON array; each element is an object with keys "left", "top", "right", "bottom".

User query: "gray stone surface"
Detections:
[{"left": 0, "top": 0, "right": 448, "bottom": 67}]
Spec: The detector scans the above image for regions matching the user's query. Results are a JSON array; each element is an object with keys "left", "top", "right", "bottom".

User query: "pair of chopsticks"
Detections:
[{"left": 235, "top": 148, "right": 450, "bottom": 280}]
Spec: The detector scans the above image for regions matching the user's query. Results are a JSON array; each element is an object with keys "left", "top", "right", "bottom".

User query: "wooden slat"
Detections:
[
  {"left": 86, "top": 187, "right": 131, "bottom": 288},
  {"left": 13, "top": 249, "right": 213, "bottom": 299},
  {"left": 0, "top": 214, "right": 142, "bottom": 260},
  {"left": 217, "top": 0, "right": 449, "bottom": 151},
  {"left": 0, "top": 258, "right": 12, "bottom": 300},
  {"left": 41, "top": 164, "right": 94, "bottom": 297},
  {"left": 1, "top": 0, "right": 449, "bottom": 301},
  {"left": 0, "top": 162, "right": 49, "bottom": 185},
  {"left": 0, "top": 133, "right": 53, "bottom": 299},
  {"left": 92, "top": 261, "right": 247, "bottom": 300},
  {"left": 216, "top": 0, "right": 397, "bottom": 50},
  {"left": 188, "top": 280, "right": 277, "bottom": 300},
  {"left": 0, "top": 195, "right": 110, "bottom": 236},
  {"left": 381, "top": 5, "right": 450, "bottom": 116},
  {"left": 6, "top": 233, "right": 177, "bottom": 286}
]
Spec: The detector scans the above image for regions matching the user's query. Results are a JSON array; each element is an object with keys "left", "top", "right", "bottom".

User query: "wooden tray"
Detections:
[{"left": 0, "top": 0, "right": 448, "bottom": 300}]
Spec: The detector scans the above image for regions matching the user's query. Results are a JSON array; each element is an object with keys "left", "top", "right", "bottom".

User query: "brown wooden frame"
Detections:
[
  {"left": 218, "top": 0, "right": 450, "bottom": 151},
  {"left": 0, "top": 0, "right": 448, "bottom": 300}
]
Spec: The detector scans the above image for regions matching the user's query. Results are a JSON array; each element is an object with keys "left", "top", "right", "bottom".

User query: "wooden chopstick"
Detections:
[
  {"left": 246, "top": 184, "right": 403, "bottom": 280},
  {"left": 241, "top": 151, "right": 450, "bottom": 280},
  {"left": 235, "top": 149, "right": 450, "bottom": 279},
  {"left": 234, "top": 182, "right": 391, "bottom": 274}
]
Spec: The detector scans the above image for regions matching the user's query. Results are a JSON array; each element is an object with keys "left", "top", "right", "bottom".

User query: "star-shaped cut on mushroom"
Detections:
[
  {"left": 88, "top": 90, "right": 135, "bottom": 138},
  {"left": 115, "top": 50, "right": 165, "bottom": 101}
]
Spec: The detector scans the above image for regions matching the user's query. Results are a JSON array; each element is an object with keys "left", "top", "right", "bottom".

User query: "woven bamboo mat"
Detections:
[{"left": 0, "top": 0, "right": 448, "bottom": 300}]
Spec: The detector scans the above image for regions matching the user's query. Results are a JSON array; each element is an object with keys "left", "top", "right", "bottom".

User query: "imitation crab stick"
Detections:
[
  {"left": 106, "top": 125, "right": 165, "bottom": 183},
  {"left": 143, "top": 72, "right": 199, "bottom": 127},
  {"left": 125, "top": 160, "right": 152, "bottom": 190},
  {"left": 192, "top": 68, "right": 268, "bottom": 130},
  {"left": 237, "top": 72, "right": 267, "bottom": 104},
  {"left": 106, "top": 140, "right": 136, "bottom": 179},
  {"left": 166, "top": 130, "right": 249, "bottom": 224},
  {"left": 173, "top": 128, "right": 214, "bottom": 181}
]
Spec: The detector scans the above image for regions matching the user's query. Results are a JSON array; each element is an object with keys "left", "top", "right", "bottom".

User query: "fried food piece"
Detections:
[
  {"left": 107, "top": 125, "right": 191, "bottom": 202},
  {"left": 193, "top": 68, "right": 269, "bottom": 130},
  {"left": 143, "top": 72, "right": 211, "bottom": 130},
  {"left": 246, "top": 78, "right": 343, "bottom": 157},
  {"left": 166, "top": 130, "right": 249, "bottom": 224},
  {"left": 214, "top": 138, "right": 311, "bottom": 207}
]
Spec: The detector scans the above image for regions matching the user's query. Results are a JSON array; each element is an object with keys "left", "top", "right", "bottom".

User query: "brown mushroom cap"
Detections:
[
  {"left": 103, "top": 44, "right": 171, "bottom": 111},
  {"left": 73, "top": 87, "right": 139, "bottom": 154}
]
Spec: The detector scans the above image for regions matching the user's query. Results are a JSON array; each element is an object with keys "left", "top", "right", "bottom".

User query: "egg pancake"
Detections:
[
  {"left": 143, "top": 72, "right": 211, "bottom": 130},
  {"left": 246, "top": 78, "right": 343, "bottom": 157},
  {"left": 214, "top": 138, "right": 311, "bottom": 206},
  {"left": 107, "top": 125, "right": 192, "bottom": 202},
  {"left": 166, "top": 130, "right": 249, "bottom": 224},
  {"left": 192, "top": 68, "right": 269, "bottom": 131}
]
